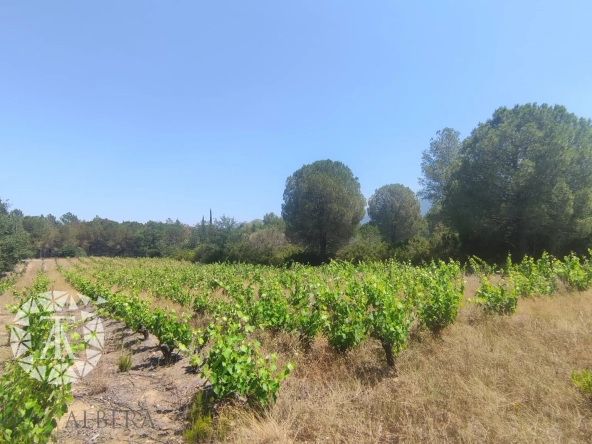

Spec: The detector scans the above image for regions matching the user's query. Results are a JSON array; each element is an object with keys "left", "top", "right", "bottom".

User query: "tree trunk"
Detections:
[
  {"left": 382, "top": 341, "right": 396, "bottom": 370},
  {"left": 320, "top": 232, "right": 327, "bottom": 263},
  {"left": 140, "top": 328, "right": 150, "bottom": 341},
  {"left": 160, "top": 344, "right": 173, "bottom": 361},
  {"left": 518, "top": 230, "right": 528, "bottom": 257}
]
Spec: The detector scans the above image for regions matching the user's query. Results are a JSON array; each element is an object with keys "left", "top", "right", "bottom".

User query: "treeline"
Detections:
[
  {"left": 0, "top": 205, "right": 299, "bottom": 267},
  {"left": 2, "top": 103, "right": 592, "bottom": 272}
]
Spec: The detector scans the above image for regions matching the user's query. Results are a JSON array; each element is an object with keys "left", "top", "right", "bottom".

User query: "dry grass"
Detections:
[
  {"left": 54, "top": 260, "right": 592, "bottom": 442},
  {"left": 86, "top": 365, "right": 109, "bottom": 395},
  {"left": 224, "top": 281, "right": 592, "bottom": 443}
]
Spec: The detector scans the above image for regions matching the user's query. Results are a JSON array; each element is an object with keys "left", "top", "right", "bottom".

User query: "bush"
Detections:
[
  {"left": 335, "top": 224, "right": 389, "bottom": 264},
  {"left": 393, "top": 224, "right": 461, "bottom": 265},
  {"left": 416, "top": 261, "right": 464, "bottom": 333},
  {"left": 0, "top": 273, "right": 72, "bottom": 442},
  {"left": 471, "top": 277, "right": 517, "bottom": 315},
  {"left": 572, "top": 369, "right": 592, "bottom": 394},
  {"left": 170, "top": 248, "right": 194, "bottom": 262},
  {"left": 57, "top": 244, "right": 77, "bottom": 257},
  {"left": 200, "top": 320, "right": 294, "bottom": 407},
  {"left": 194, "top": 243, "right": 224, "bottom": 264},
  {"left": 283, "top": 250, "right": 326, "bottom": 266},
  {"left": 506, "top": 253, "right": 557, "bottom": 297},
  {"left": 554, "top": 252, "right": 592, "bottom": 291},
  {"left": 468, "top": 256, "right": 497, "bottom": 276},
  {"left": 271, "top": 244, "right": 303, "bottom": 266},
  {"left": 335, "top": 241, "right": 389, "bottom": 264},
  {"left": 183, "top": 390, "right": 215, "bottom": 441}
]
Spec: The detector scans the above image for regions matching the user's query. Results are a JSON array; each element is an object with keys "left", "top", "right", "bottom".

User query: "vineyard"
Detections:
[
  {"left": 1, "top": 254, "right": 592, "bottom": 442},
  {"left": 60, "top": 257, "right": 467, "bottom": 395}
]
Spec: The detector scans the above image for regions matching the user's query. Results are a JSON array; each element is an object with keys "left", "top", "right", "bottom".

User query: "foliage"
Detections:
[
  {"left": 282, "top": 160, "right": 366, "bottom": 260},
  {"left": 368, "top": 184, "right": 423, "bottom": 244},
  {"left": 506, "top": 252, "right": 557, "bottom": 297},
  {"left": 0, "top": 362, "right": 72, "bottom": 443},
  {"left": 200, "top": 319, "right": 294, "bottom": 407},
  {"left": 7, "top": 199, "right": 299, "bottom": 266},
  {"left": 395, "top": 223, "right": 461, "bottom": 264},
  {"left": 363, "top": 272, "right": 414, "bottom": 368},
  {"left": 335, "top": 224, "right": 389, "bottom": 264},
  {"left": 468, "top": 256, "right": 498, "bottom": 276},
  {"left": 554, "top": 252, "right": 592, "bottom": 291},
  {"left": 0, "top": 199, "right": 32, "bottom": 276},
  {"left": 471, "top": 277, "right": 517, "bottom": 315},
  {"left": 60, "top": 252, "right": 592, "bottom": 409},
  {"left": 572, "top": 369, "right": 592, "bottom": 394},
  {"left": 416, "top": 261, "right": 464, "bottom": 333},
  {"left": 0, "top": 268, "right": 23, "bottom": 295},
  {"left": 117, "top": 352, "right": 132, "bottom": 372},
  {"left": 0, "top": 273, "right": 73, "bottom": 443},
  {"left": 324, "top": 279, "right": 368, "bottom": 352},
  {"left": 443, "top": 104, "right": 592, "bottom": 260},
  {"left": 183, "top": 390, "right": 215, "bottom": 441},
  {"left": 418, "top": 127, "right": 462, "bottom": 204},
  {"left": 60, "top": 256, "right": 468, "bottom": 369},
  {"left": 61, "top": 268, "right": 194, "bottom": 359}
]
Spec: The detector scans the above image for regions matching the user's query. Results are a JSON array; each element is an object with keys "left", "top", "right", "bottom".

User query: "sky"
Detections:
[{"left": 1, "top": 0, "right": 591, "bottom": 225}]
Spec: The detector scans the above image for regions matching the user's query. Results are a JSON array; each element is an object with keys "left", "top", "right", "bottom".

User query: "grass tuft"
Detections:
[{"left": 117, "top": 353, "right": 132, "bottom": 373}]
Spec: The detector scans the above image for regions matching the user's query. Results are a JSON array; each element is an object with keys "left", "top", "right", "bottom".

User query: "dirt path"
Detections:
[{"left": 2, "top": 259, "right": 201, "bottom": 444}]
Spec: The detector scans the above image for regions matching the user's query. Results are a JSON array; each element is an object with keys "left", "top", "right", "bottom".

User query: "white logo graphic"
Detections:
[{"left": 10, "top": 291, "right": 106, "bottom": 385}]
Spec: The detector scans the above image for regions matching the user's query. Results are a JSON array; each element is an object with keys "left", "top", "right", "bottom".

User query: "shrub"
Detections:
[
  {"left": 0, "top": 274, "right": 72, "bottom": 443},
  {"left": 471, "top": 277, "right": 517, "bottom": 315},
  {"left": 572, "top": 369, "right": 592, "bottom": 394},
  {"left": 184, "top": 390, "right": 215, "bottom": 441},
  {"left": 554, "top": 252, "right": 592, "bottom": 291},
  {"left": 200, "top": 320, "right": 294, "bottom": 407},
  {"left": 193, "top": 243, "right": 224, "bottom": 264},
  {"left": 335, "top": 241, "right": 389, "bottom": 264},
  {"left": 468, "top": 256, "right": 497, "bottom": 276},
  {"left": 506, "top": 253, "right": 557, "bottom": 297},
  {"left": 416, "top": 260, "right": 464, "bottom": 333}
]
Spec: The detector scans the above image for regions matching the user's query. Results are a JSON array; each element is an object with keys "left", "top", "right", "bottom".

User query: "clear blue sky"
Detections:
[{"left": 2, "top": 0, "right": 591, "bottom": 224}]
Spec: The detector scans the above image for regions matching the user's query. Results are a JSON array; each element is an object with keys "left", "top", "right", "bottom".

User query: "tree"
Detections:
[
  {"left": 368, "top": 184, "right": 422, "bottom": 244},
  {"left": 246, "top": 229, "right": 289, "bottom": 263},
  {"left": 21, "top": 215, "right": 59, "bottom": 258},
  {"left": 443, "top": 103, "right": 592, "bottom": 259},
  {"left": 336, "top": 223, "right": 389, "bottom": 263},
  {"left": 60, "top": 212, "right": 79, "bottom": 225},
  {"left": 418, "top": 128, "right": 461, "bottom": 204},
  {"left": 262, "top": 212, "right": 286, "bottom": 231},
  {"left": 0, "top": 199, "right": 31, "bottom": 275},
  {"left": 282, "top": 160, "right": 366, "bottom": 260}
]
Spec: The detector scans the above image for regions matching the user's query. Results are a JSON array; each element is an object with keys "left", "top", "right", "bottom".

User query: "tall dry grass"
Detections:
[{"left": 225, "top": 276, "right": 592, "bottom": 443}]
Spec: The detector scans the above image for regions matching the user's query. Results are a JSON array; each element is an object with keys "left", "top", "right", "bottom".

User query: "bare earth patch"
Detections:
[{"left": 2, "top": 259, "right": 203, "bottom": 443}]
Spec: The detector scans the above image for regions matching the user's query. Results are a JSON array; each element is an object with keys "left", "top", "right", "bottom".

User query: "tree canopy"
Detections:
[
  {"left": 282, "top": 160, "right": 366, "bottom": 260},
  {"left": 368, "top": 184, "right": 422, "bottom": 244},
  {"left": 3, "top": 103, "right": 592, "bottom": 267},
  {"left": 418, "top": 127, "right": 461, "bottom": 204},
  {"left": 0, "top": 199, "right": 32, "bottom": 275},
  {"left": 443, "top": 103, "right": 592, "bottom": 259}
]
